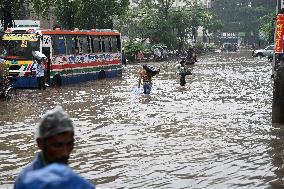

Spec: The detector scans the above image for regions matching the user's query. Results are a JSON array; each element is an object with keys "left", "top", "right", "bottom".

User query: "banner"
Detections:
[
  {"left": 2, "top": 34, "right": 38, "bottom": 41},
  {"left": 275, "top": 14, "right": 284, "bottom": 53}
]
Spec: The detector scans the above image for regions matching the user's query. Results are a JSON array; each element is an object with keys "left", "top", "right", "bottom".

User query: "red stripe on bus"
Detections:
[
  {"left": 27, "top": 64, "right": 31, "bottom": 71},
  {"left": 51, "top": 60, "right": 121, "bottom": 69}
]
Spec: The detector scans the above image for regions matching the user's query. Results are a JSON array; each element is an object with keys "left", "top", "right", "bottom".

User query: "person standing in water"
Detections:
[
  {"left": 122, "top": 49, "right": 127, "bottom": 66},
  {"left": 175, "top": 57, "right": 192, "bottom": 86},
  {"left": 138, "top": 64, "right": 159, "bottom": 94},
  {"left": 31, "top": 57, "right": 46, "bottom": 90}
]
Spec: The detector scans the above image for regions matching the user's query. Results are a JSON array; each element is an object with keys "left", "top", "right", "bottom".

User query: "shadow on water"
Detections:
[{"left": 0, "top": 50, "right": 282, "bottom": 189}]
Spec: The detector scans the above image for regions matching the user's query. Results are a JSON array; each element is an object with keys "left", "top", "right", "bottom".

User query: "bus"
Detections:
[{"left": 0, "top": 27, "right": 122, "bottom": 88}]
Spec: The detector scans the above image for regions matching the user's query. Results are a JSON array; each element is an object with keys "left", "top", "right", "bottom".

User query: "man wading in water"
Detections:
[{"left": 138, "top": 64, "right": 159, "bottom": 94}]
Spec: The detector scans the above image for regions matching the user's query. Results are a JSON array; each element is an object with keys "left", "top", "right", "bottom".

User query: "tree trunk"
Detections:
[{"left": 2, "top": 4, "right": 14, "bottom": 31}]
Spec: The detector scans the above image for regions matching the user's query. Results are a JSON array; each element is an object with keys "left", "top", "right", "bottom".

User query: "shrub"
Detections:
[{"left": 123, "top": 41, "right": 152, "bottom": 62}]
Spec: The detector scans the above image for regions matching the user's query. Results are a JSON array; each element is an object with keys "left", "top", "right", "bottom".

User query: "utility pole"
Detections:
[{"left": 272, "top": 0, "right": 284, "bottom": 122}]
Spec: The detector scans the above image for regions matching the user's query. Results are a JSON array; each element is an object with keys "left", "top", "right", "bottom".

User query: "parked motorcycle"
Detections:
[{"left": 0, "top": 76, "right": 17, "bottom": 101}]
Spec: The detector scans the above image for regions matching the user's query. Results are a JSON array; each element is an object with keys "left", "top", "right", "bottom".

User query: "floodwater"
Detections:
[{"left": 0, "top": 50, "right": 283, "bottom": 189}]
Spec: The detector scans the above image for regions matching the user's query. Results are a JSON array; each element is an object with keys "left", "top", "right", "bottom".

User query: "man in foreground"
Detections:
[{"left": 14, "top": 106, "right": 95, "bottom": 188}]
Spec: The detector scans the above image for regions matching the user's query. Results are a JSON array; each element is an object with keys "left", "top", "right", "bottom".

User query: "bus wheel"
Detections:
[
  {"left": 53, "top": 75, "right": 62, "bottom": 86},
  {"left": 98, "top": 70, "right": 106, "bottom": 80}
]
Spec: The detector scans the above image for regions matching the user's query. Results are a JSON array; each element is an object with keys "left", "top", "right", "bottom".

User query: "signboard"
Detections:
[
  {"left": 275, "top": 14, "right": 284, "bottom": 53},
  {"left": 2, "top": 34, "right": 38, "bottom": 41},
  {"left": 281, "top": 0, "right": 284, "bottom": 10},
  {"left": 42, "top": 36, "right": 51, "bottom": 47},
  {"left": 237, "top": 32, "right": 245, "bottom": 37},
  {"left": 0, "top": 20, "right": 40, "bottom": 30},
  {"left": 220, "top": 32, "right": 237, "bottom": 39}
]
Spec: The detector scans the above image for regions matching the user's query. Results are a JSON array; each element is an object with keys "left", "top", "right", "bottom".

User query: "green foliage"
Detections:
[
  {"left": 212, "top": 0, "right": 276, "bottom": 43},
  {"left": 74, "top": 0, "right": 129, "bottom": 29},
  {"left": 204, "top": 43, "right": 217, "bottom": 52},
  {"left": 202, "top": 11, "right": 223, "bottom": 33},
  {"left": 31, "top": 0, "right": 129, "bottom": 30},
  {"left": 113, "top": 4, "right": 160, "bottom": 42},
  {"left": 115, "top": 0, "right": 223, "bottom": 52},
  {"left": 53, "top": 0, "right": 77, "bottom": 29},
  {"left": 190, "top": 42, "right": 216, "bottom": 54},
  {"left": 0, "top": 0, "right": 26, "bottom": 30},
  {"left": 259, "top": 12, "right": 276, "bottom": 44},
  {"left": 123, "top": 41, "right": 151, "bottom": 62},
  {"left": 192, "top": 42, "right": 204, "bottom": 54},
  {"left": 149, "top": 18, "right": 177, "bottom": 49}
]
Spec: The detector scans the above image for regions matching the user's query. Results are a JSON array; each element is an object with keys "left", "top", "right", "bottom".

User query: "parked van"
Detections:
[{"left": 221, "top": 43, "right": 235, "bottom": 52}]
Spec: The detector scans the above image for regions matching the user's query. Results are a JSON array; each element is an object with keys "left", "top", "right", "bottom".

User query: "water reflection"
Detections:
[
  {"left": 269, "top": 123, "right": 284, "bottom": 189},
  {"left": 0, "top": 50, "right": 278, "bottom": 189}
]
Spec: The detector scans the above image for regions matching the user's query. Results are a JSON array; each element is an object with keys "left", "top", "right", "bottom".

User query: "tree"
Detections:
[
  {"left": 115, "top": 0, "right": 222, "bottom": 50},
  {"left": 171, "top": 10, "right": 191, "bottom": 51},
  {"left": 114, "top": 4, "right": 158, "bottom": 41},
  {"left": 0, "top": 0, "right": 26, "bottom": 31},
  {"left": 155, "top": 0, "right": 173, "bottom": 19},
  {"left": 212, "top": 0, "right": 276, "bottom": 44},
  {"left": 186, "top": 1, "right": 206, "bottom": 42},
  {"left": 31, "top": 0, "right": 129, "bottom": 30},
  {"left": 259, "top": 11, "right": 276, "bottom": 44},
  {"left": 200, "top": 10, "right": 223, "bottom": 43},
  {"left": 54, "top": 0, "right": 77, "bottom": 29}
]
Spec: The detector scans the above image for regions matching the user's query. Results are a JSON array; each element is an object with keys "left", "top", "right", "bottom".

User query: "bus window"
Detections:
[
  {"left": 103, "top": 37, "right": 110, "bottom": 52},
  {"left": 87, "top": 36, "right": 92, "bottom": 53},
  {"left": 90, "top": 37, "right": 94, "bottom": 53},
  {"left": 116, "top": 36, "right": 121, "bottom": 52},
  {"left": 3, "top": 39, "right": 39, "bottom": 59},
  {"left": 78, "top": 36, "right": 88, "bottom": 54},
  {"left": 52, "top": 36, "right": 66, "bottom": 55},
  {"left": 65, "top": 36, "right": 76, "bottom": 55},
  {"left": 108, "top": 38, "right": 112, "bottom": 52},
  {"left": 92, "top": 37, "right": 98, "bottom": 52},
  {"left": 111, "top": 36, "right": 118, "bottom": 52},
  {"left": 75, "top": 37, "right": 79, "bottom": 52},
  {"left": 101, "top": 37, "right": 106, "bottom": 52},
  {"left": 91, "top": 36, "right": 101, "bottom": 53}
]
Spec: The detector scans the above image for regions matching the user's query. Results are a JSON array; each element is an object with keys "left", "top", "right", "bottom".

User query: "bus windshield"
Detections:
[{"left": 2, "top": 40, "right": 39, "bottom": 59}]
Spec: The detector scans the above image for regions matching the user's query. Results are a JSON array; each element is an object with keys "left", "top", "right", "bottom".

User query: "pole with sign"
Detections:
[
  {"left": 275, "top": 14, "right": 284, "bottom": 53},
  {"left": 272, "top": 1, "right": 284, "bottom": 123}
]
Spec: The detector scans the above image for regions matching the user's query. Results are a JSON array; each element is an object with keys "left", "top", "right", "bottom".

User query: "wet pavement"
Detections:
[{"left": 0, "top": 49, "right": 283, "bottom": 189}]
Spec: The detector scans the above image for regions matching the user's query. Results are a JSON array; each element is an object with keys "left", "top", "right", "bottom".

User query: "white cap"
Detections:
[{"left": 36, "top": 106, "right": 74, "bottom": 139}]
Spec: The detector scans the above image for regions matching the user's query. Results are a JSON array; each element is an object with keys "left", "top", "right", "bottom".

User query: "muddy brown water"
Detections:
[{"left": 1, "top": 50, "right": 283, "bottom": 189}]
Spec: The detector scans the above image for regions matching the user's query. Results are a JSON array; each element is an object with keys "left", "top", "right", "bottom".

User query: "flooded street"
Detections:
[{"left": 0, "top": 50, "right": 282, "bottom": 189}]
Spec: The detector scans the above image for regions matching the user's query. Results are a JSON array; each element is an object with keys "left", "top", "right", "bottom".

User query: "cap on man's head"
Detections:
[{"left": 36, "top": 106, "right": 74, "bottom": 139}]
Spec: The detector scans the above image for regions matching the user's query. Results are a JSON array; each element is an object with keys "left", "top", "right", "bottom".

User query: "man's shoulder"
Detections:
[
  {"left": 16, "top": 163, "right": 96, "bottom": 189},
  {"left": 14, "top": 154, "right": 45, "bottom": 188},
  {"left": 17, "top": 162, "right": 36, "bottom": 178}
]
